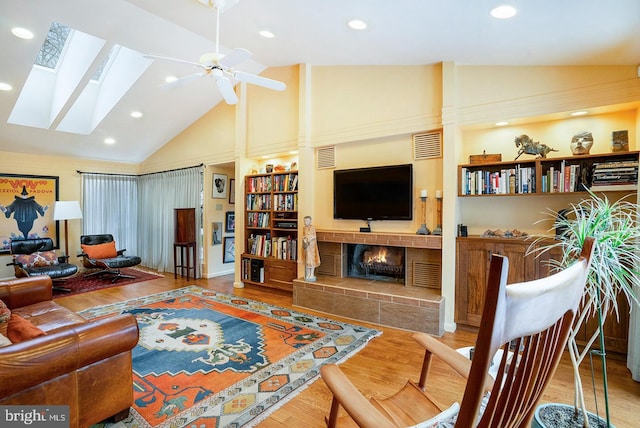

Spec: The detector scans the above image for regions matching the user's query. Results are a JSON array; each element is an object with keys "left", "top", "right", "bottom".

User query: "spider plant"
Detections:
[{"left": 528, "top": 189, "right": 640, "bottom": 427}]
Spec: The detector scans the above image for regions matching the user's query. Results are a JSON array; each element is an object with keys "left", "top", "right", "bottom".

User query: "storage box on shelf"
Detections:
[
  {"left": 458, "top": 151, "right": 639, "bottom": 196},
  {"left": 242, "top": 171, "right": 298, "bottom": 291}
]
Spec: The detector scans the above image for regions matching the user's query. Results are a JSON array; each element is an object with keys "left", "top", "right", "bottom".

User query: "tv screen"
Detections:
[{"left": 333, "top": 164, "right": 413, "bottom": 220}]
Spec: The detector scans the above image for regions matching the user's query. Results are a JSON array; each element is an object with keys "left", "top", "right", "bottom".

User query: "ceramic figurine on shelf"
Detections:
[
  {"left": 570, "top": 131, "right": 593, "bottom": 155},
  {"left": 514, "top": 134, "right": 558, "bottom": 160},
  {"left": 302, "top": 216, "right": 321, "bottom": 281}
]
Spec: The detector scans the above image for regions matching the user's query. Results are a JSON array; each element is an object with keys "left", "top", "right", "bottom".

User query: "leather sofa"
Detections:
[{"left": 0, "top": 276, "right": 139, "bottom": 428}]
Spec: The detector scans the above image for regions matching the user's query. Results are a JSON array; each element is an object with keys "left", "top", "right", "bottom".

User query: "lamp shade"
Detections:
[{"left": 53, "top": 201, "right": 83, "bottom": 221}]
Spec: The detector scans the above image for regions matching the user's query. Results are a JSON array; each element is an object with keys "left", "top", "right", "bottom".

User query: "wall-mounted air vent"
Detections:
[
  {"left": 317, "top": 146, "right": 336, "bottom": 169},
  {"left": 413, "top": 131, "right": 442, "bottom": 160}
]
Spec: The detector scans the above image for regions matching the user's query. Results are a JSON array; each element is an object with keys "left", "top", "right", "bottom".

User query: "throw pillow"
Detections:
[
  {"left": 0, "top": 333, "right": 11, "bottom": 347},
  {"left": 81, "top": 241, "right": 117, "bottom": 259},
  {"left": 14, "top": 251, "right": 59, "bottom": 268},
  {"left": 0, "top": 299, "right": 10, "bottom": 323},
  {"left": 7, "top": 313, "right": 46, "bottom": 343}
]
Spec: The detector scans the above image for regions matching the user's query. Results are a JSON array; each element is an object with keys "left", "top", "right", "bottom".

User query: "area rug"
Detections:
[
  {"left": 53, "top": 268, "right": 164, "bottom": 298},
  {"left": 81, "top": 286, "right": 381, "bottom": 428}
]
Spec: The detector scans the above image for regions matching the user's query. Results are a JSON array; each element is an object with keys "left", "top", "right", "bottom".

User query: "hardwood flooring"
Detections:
[{"left": 55, "top": 273, "right": 640, "bottom": 428}]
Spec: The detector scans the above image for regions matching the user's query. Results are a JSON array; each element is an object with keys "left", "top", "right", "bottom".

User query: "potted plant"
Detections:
[{"left": 528, "top": 189, "right": 640, "bottom": 427}]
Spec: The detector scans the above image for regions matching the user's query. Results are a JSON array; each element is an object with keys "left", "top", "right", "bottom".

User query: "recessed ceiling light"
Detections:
[
  {"left": 490, "top": 5, "right": 517, "bottom": 19},
  {"left": 348, "top": 19, "right": 368, "bottom": 30},
  {"left": 259, "top": 30, "right": 275, "bottom": 38},
  {"left": 11, "top": 27, "right": 34, "bottom": 40},
  {"left": 571, "top": 111, "right": 588, "bottom": 116},
  {"left": 0, "top": 82, "right": 13, "bottom": 91},
  {"left": 165, "top": 75, "right": 178, "bottom": 83},
  {"left": 104, "top": 138, "right": 116, "bottom": 144},
  {"left": 131, "top": 111, "right": 143, "bottom": 118},
  {"left": 495, "top": 121, "right": 509, "bottom": 126}
]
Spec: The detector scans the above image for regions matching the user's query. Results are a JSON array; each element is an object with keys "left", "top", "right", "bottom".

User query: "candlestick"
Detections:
[
  {"left": 416, "top": 191, "right": 430, "bottom": 235},
  {"left": 420, "top": 189, "right": 428, "bottom": 198},
  {"left": 436, "top": 190, "right": 442, "bottom": 199},
  {"left": 433, "top": 192, "right": 443, "bottom": 235}
]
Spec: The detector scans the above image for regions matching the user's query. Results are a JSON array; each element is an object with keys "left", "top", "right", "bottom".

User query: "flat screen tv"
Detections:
[{"left": 333, "top": 164, "right": 413, "bottom": 220}]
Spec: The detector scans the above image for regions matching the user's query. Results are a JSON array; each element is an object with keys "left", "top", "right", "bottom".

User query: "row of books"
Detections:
[
  {"left": 273, "top": 173, "right": 298, "bottom": 192},
  {"left": 590, "top": 159, "right": 638, "bottom": 191},
  {"left": 460, "top": 166, "right": 535, "bottom": 195},
  {"left": 241, "top": 258, "right": 264, "bottom": 283},
  {"left": 541, "top": 162, "right": 583, "bottom": 193},
  {"left": 247, "top": 176, "right": 272, "bottom": 193},
  {"left": 246, "top": 194, "right": 271, "bottom": 210},
  {"left": 247, "top": 212, "right": 269, "bottom": 228},
  {"left": 273, "top": 194, "right": 298, "bottom": 211},
  {"left": 246, "top": 234, "right": 297, "bottom": 260}
]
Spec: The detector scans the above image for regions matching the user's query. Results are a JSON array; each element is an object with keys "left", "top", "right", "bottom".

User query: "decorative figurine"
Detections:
[
  {"left": 611, "top": 130, "right": 629, "bottom": 152},
  {"left": 570, "top": 131, "right": 593, "bottom": 155},
  {"left": 514, "top": 134, "right": 558, "bottom": 160},
  {"left": 302, "top": 216, "right": 321, "bottom": 281}
]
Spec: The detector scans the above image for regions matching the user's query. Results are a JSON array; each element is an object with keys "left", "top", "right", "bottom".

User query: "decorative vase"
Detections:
[{"left": 532, "top": 403, "right": 613, "bottom": 428}]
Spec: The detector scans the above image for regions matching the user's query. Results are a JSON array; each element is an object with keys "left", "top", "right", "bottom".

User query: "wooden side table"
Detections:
[{"left": 174, "top": 241, "right": 196, "bottom": 280}]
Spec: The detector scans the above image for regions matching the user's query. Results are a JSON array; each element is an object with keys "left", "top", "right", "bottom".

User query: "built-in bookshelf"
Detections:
[
  {"left": 458, "top": 151, "right": 639, "bottom": 196},
  {"left": 242, "top": 171, "right": 298, "bottom": 291}
]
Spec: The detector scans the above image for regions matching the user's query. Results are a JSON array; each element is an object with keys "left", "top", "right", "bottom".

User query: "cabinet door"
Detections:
[
  {"left": 500, "top": 241, "right": 537, "bottom": 283},
  {"left": 456, "top": 239, "right": 497, "bottom": 327},
  {"left": 265, "top": 258, "right": 296, "bottom": 291}
]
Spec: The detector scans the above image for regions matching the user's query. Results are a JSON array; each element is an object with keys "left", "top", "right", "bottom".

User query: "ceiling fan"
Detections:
[{"left": 144, "top": 0, "right": 286, "bottom": 105}]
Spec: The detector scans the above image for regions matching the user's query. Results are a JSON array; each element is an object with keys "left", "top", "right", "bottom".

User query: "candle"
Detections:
[
  {"left": 420, "top": 189, "right": 427, "bottom": 198},
  {"left": 436, "top": 190, "right": 442, "bottom": 199}
]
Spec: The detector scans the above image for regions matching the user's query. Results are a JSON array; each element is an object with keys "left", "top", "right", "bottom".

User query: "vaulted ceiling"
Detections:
[{"left": 2, "top": 0, "right": 639, "bottom": 163}]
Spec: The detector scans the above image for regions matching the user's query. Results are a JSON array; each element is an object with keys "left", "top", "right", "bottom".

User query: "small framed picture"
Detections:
[
  {"left": 211, "top": 222, "right": 222, "bottom": 245},
  {"left": 212, "top": 173, "right": 228, "bottom": 199},
  {"left": 228, "top": 178, "right": 236, "bottom": 204},
  {"left": 225, "top": 211, "right": 235, "bottom": 232},
  {"left": 223, "top": 237, "right": 235, "bottom": 263}
]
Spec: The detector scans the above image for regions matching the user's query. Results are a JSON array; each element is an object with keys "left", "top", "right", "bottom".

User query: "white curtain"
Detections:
[
  {"left": 82, "top": 173, "right": 138, "bottom": 254},
  {"left": 137, "top": 167, "right": 203, "bottom": 275}
]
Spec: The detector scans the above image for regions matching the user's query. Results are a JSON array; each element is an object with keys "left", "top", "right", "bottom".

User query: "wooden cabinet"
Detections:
[
  {"left": 455, "top": 237, "right": 537, "bottom": 326},
  {"left": 458, "top": 151, "right": 639, "bottom": 196},
  {"left": 455, "top": 236, "right": 629, "bottom": 355},
  {"left": 241, "top": 171, "right": 298, "bottom": 291}
]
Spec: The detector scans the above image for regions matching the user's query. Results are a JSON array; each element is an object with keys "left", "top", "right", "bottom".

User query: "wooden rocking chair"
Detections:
[{"left": 321, "top": 237, "right": 594, "bottom": 428}]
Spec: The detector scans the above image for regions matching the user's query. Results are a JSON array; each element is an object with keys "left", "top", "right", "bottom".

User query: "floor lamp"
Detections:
[{"left": 53, "top": 201, "right": 83, "bottom": 257}]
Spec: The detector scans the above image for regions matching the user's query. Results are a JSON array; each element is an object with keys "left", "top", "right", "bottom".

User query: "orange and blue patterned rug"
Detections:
[{"left": 82, "top": 286, "right": 381, "bottom": 428}]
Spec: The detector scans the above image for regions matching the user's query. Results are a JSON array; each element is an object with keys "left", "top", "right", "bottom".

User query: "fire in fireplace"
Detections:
[{"left": 346, "top": 244, "right": 405, "bottom": 283}]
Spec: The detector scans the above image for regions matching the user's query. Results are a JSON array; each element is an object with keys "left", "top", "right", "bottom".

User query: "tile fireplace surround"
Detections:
[{"left": 293, "top": 230, "right": 444, "bottom": 336}]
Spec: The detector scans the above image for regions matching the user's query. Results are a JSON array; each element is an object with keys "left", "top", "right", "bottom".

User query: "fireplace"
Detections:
[{"left": 345, "top": 244, "right": 405, "bottom": 284}]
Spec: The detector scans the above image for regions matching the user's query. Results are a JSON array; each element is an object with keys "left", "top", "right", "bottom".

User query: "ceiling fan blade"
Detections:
[
  {"left": 219, "top": 48, "right": 252, "bottom": 68},
  {"left": 234, "top": 71, "right": 286, "bottom": 91},
  {"left": 161, "top": 72, "right": 206, "bottom": 89},
  {"left": 144, "top": 54, "right": 204, "bottom": 69},
  {"left": 215, "top": 75, "right": 239, "bottom": 104}
]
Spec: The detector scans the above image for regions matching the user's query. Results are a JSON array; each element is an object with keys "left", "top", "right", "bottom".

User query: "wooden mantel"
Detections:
[{"left": 316, "top": 230, "right": 442, "bottom": 249}]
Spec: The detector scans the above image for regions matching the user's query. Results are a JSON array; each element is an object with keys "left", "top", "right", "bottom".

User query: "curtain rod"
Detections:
[{"left": 77, "top": 164, "right": 203, "bottom": 177}]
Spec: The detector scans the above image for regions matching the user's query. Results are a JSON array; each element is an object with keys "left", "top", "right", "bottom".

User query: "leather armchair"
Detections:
[
  {"left": 79, "top": 234, "right": 142, "bottom": 282},
  {"left": 0, "top": 276, "right": 139, "bottom": 427},
  {"left": 8, "top": 238, "right": 78, "bottom": 292}
]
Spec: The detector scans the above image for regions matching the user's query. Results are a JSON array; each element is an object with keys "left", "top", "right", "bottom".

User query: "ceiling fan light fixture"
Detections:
[{"left": 490, "top": 5, "right": 517, "bottom": 19}]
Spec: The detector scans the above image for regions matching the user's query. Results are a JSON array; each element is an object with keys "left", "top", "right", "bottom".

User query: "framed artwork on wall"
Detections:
[
  {"left": 223, "top": 237, "right": 235, "bottom": 263},
  {"left": 225, "top": 211, "right": 235, "bottom": 232},
  {"left": 211, "top": 222, "right": 222, "bottom": 245},
  {"left": 228, "top": 178, "right": 235, "bottom": 204},
  {"left": 0, "top": 173, "right": 59, "bottom": 253},
  {"left": 212, "top": 173, "right": 228, "bottom": 199}
]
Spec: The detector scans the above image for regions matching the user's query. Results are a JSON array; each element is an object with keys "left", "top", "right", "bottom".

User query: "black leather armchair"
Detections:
[
  {"left": 79, "top": 234, "right": 141, "bottom": 282},
  {"left": 8, "top": 238, "right": 78, "bottom": 292}
]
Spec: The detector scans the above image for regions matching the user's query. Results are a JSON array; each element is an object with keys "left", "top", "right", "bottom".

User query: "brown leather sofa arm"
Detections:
[
  {"left": 0, "top": 276, "right": 53, "bottom": 309},
  {"left": 0, "top": 314, "right": 139, "bottom": 398}
]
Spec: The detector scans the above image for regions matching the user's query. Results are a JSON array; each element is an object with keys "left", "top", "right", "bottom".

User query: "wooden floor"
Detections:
[{"left": 56, "top": 273, "right": 640, "bottom": 428}]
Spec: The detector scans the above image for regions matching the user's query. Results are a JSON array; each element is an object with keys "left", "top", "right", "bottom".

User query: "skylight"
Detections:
[{"left": 8, "top": 21, "right": 152, "bottom": 135}]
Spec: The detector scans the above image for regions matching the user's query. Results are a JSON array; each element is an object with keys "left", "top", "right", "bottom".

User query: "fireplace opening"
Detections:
[{"left": 346, "top": 244, "right": 405, "bottom": 284}]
